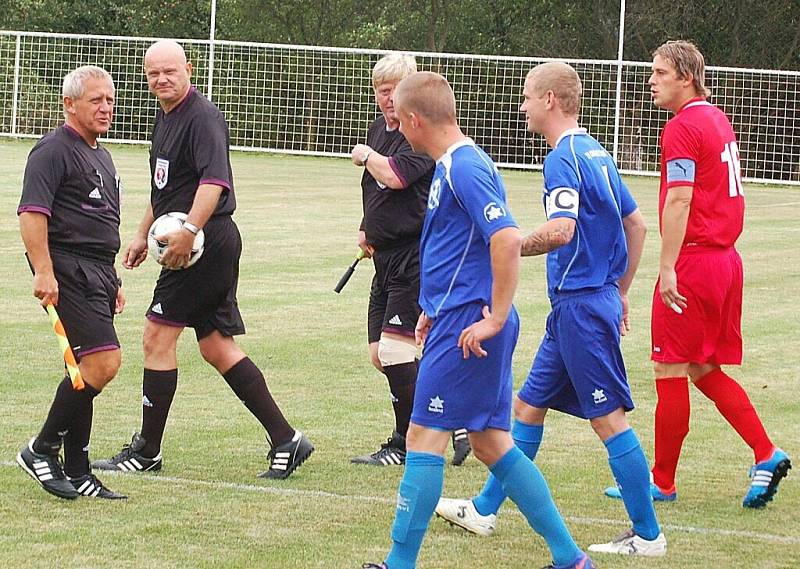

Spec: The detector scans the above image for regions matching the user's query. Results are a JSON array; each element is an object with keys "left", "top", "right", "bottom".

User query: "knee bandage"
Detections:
[{"left": 378, "top": 334, "right": 418, "bottom": 367}]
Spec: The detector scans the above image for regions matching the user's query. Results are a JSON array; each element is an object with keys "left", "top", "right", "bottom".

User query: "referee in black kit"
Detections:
[
  {"left": 16, "top": 65, "right": 126, "bottom": 500},
  {"left": 350, "top": 53, "right": 471, "bottom": 467},
  {"left": 92, "top": 40, "right": 313, "bottom": 479}
]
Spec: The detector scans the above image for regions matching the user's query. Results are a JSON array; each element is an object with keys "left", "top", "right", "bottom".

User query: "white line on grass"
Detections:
[
  {"left": 2, "top": 461, "right": 797, "bottom": 545},
  {"left": 747, "top": 201, "right": 800, "bottom": 209}
]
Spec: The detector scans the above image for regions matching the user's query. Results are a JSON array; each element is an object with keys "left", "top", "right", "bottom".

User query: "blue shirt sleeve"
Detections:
[
  {"left": 449, "top": 152, "right": 517, "bottom": 244},
  {"left": 543, "top": 152, "right": 580, "bottom": 221},
  {"left": 619, "top": 181, "right": 637, "bottom": 217}
]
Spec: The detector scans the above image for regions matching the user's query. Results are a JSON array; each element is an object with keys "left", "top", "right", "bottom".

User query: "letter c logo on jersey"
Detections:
[
  {"left": 154, "top": 158, "right": 170, "bottom": 190},
  {"left": 428, "top": 178, "right": 441, "bottom": 210},
  {"left": 483, "top": 201, "right": 506, "bottom": 223}
]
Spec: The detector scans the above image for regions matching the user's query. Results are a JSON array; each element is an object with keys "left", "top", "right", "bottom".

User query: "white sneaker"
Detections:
[
  {"left": 434, "top": 497, "right": 496, "bottom": 536},
  {"left": 588, "top": 528, "right": 667, "bottom": 557}
]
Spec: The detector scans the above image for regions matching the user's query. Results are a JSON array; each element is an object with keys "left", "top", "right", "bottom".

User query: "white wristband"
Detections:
[{"left": 182, "top": 221, "right": 200, "bottom": 235}]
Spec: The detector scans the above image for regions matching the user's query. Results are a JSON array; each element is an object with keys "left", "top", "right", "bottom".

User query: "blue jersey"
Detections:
[
  {"left": 542, "top": 128, "right": 636, "bottom": 298},
  {"left": 419, "top": 139, "right": 518, "bottom": 316}
]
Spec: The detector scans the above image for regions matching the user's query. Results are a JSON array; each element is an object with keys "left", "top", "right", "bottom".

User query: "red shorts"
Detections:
[{"left": 651, "top": 246, "right": 743, "bottom": 365}]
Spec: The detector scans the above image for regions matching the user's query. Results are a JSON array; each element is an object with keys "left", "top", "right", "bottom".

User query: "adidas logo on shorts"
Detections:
[
  {"left": 389, "top": 315, "right": 402, "bottom": 326},
  {"left": 151, "top": 303, "right": 163, "bottom": 314}
]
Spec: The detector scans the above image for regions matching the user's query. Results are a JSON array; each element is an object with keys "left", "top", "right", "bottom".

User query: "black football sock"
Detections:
[
  {"left": 63, "top": 383, "right": 101, "bottom": 478},
  {"left": 223, "top": 357, "right": 294, "bottom": 447},
  {"left": 140, "top": 369, "right": 178, "bottom": 457},
  {"left": 34, "top": 374, "right": 83, "bottom": 454},
  {"left": 384, "top": 361, "right": 417, "bottom": 437}
]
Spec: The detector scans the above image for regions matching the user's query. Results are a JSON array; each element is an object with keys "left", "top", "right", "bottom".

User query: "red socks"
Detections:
[
  {"left": 652, "top": 377, "right": 689, "bottom": 492},
  {"left": 694, "top": 368, "right": 775, "bottom": 463}
]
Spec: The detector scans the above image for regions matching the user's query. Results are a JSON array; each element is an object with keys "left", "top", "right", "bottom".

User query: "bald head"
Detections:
[
  {"left": 526, "top": 62, "right": 582, "bottom": 117},
  {"left": 145, "top": 40, "right": 188, "bottom": 67},
  {"left": 394, "top": 71, "right": 456, "bottom": 126},
  {"left": 144, "top": 40, "right": 193, "bottom": 112}
]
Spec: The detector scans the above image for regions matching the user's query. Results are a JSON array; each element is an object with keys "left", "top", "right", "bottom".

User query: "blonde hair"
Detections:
[
  {"left": 653, "top": 40, "right": 709, "bottom": 98},
  {"left": 394, "top": 71, "right": 456, "bottom": 125},
  {"left": 526, "top": 62, "right": 582, "bottom": 116},
  {"left": 62, "top": 65, "right": 114, "bottom": 117},
  {"left": 372, "top": 53, "right": 417, "bottom": 88}
]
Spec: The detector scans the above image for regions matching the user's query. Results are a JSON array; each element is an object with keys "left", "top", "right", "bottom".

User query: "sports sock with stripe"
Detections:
[
  {"left": 140, "top": 368, "right": 178, "bottom": 457},
  {"left": 491, "top": 446, "right": 582, "bottom": 567},
  {"left": 605, "top": 428, "right": 661, "bottom": 541},
  {"left": 222, "top": 357, "right": 294, "bottom": 447},
  {"left": 652, "top": 376, "right": 689, "bottom": 492},
  {"left": 472, "top": 420, "right": 543, "bottom": 516},
  {"left": 385, "top": 451, "right": 444, "bottom": 569},
  {"left": 694, "top": 368, "right": 775, "bottom": 463}
]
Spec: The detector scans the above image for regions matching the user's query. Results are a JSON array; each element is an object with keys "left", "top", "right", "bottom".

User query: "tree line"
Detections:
[{"left": 2, "top": 0, "right": 798, "bottom": 70}]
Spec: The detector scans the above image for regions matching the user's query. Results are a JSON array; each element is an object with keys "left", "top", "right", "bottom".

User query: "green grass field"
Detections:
[{"left": 0, "top": 138, "right": 797, "bottom": 568}]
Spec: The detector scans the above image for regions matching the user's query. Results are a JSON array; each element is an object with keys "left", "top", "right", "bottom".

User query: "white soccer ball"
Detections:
[{"left": 147, "top": 212, "right": 205, "bottom": 269}]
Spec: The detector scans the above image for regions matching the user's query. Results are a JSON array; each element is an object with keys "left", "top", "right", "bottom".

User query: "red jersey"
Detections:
[{"left": 659, "top": 97, "right": 745, "bottom": 248}]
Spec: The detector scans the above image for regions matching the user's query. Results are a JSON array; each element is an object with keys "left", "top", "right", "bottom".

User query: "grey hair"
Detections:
[
  {"left": 372, "top": 53, "right": 417, "bottom": 88},
  {"left": 62, "top": 65, "right": 114, "bottom": 115}
]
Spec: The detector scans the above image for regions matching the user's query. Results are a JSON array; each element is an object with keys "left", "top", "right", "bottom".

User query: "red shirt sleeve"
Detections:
[{"left": 661, "top": 119, "right": 702, "bottom": 190}]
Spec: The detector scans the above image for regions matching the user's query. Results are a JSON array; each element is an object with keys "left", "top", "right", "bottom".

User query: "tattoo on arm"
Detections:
[{"left": 521, "top": 227, "right": 572, "bottom": 256}]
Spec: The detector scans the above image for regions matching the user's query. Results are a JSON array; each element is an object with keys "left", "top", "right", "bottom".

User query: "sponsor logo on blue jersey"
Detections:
[
  {"left": 428, "top": 178, "right": 441, "bottom": 210},
  {"left": 483, "top": 201, "right": 506, "bottom": 222}
]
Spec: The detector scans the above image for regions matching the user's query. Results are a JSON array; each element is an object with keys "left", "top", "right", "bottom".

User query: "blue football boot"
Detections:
[{"left": 743, "top": 448, "right": 791, "bottom": 509}]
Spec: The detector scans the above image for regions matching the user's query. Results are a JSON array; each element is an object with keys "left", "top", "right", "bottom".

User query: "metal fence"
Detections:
[{"left": 1, "top": 30, "right": 798, "bottom": 185}]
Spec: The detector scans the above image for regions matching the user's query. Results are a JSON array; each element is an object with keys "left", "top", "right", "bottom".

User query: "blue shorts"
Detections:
[
  {"left": 411, "top": 303, "right": 519, "bottom": 432},
  {"left": 517, "top": 285, "right": 634, "bottom": 419}
]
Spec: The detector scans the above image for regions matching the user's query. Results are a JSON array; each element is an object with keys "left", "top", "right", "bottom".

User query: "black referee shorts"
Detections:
[
  {"left": 367, "top": 241, "right": 421, "bottom": 344},
  {"left": 50, "top": 251, "right": 120, "bottom": 360},
  {"left": 146, "top": 215, "right": 246, "bottom": 340}
]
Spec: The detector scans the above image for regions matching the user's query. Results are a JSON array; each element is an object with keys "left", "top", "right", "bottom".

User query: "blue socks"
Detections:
[
  {"left": 491, "top": 446, "right": 582, "bottom": 567},
  {"left": 473, "top": 421, "right": 543, "bottom": 516},
  {"left": 385, "top": 451, "right": 445, "bottom": 569},
  {"left": 605, "top": 428, "right": 661, "bottom": 541}
]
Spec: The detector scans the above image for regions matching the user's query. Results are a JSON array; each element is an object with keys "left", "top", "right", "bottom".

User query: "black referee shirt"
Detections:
[
  {"left": 361, "top": 116, "right": 434, "bottom": 251},
  {"left": 149, "top": 87, "right": 235, "bottom": 219},
  {"left": 18, "top": 124, "right": 121, "bottom": 260}
]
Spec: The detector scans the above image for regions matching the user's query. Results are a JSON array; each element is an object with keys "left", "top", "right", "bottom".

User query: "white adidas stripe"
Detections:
[
  {"left": 379, "top": 453, "right": 403, "bottom": 466},
  {"left": 751, "top": 470, "right": 773, "bottom": 487}
]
